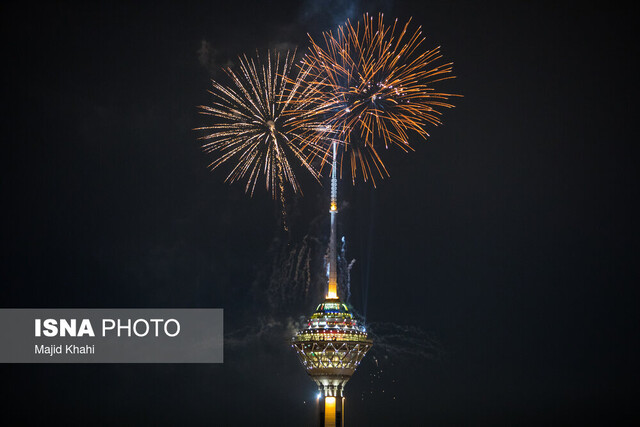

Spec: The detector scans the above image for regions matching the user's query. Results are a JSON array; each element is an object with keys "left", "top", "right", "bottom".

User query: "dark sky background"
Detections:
[{"left": 2, "top": 1, "right": 637, "bottom": 425}]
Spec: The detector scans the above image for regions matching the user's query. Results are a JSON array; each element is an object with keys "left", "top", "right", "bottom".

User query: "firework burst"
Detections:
[
  {"left": 195, "top": 50, "right": 320, "bottom": 198},
  {"left": 290, "top": 13, "right": 460, "bottom": 184}
]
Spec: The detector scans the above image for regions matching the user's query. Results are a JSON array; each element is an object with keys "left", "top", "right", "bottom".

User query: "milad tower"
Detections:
[{"left": 292, "top": 141, "right": 373, "bottom": 427}]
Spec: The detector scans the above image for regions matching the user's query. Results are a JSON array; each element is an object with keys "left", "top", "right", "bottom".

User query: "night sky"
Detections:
[{"left": 2, "top": 1, "right": 637, "bottom": 425}]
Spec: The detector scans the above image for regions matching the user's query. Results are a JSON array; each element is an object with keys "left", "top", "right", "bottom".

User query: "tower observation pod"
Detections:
[
  {"left": 292, "top": 301, "right": 372, "bottom": 426},
  {"left": 292, "top": 141, "right": 372, "bottom": 426}
]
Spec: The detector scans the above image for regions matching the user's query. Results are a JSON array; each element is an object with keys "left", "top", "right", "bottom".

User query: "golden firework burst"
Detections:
[
  {"left": 195, "top": 50, "right": 320, "bottom": 198},
  {"left": 289, "top": 13, "right": 460, "bottom": 185}
]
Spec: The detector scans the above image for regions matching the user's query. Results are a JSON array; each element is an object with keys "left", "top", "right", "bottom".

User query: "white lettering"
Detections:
[
  {"left": 43, "top": 319, "right": 58, "bottom": 337},
  {"left": 133, "top": 319, "right": 149, "bottom": 337},
  {"left": 77, "top": 319, "right": 95, "bottom": 337},
  {"left": 59, "top": 319, "right": 75, "bottom": 337},
  {"left": 165, "top": 319, "right": 180, "bottom": 337},
  {"left": 117, "top": 319, "right": 131, "bottom": 337},
  {"left": 102, "top": 319, "right": 115, "bottom": 336}
]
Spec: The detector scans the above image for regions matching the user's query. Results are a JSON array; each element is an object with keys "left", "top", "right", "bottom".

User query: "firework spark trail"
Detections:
[
  {"left": 266, "top": 235, "right": 314, "bottom": 309},
  {"left": 225, "top": 316, "right": 304, "bottom": 349},
  {"left": 366, "top": 322, "right": 444, "bottom": 360},
  {"left": 289, "top": 13, "right": 461, "bottom": 185},
  {"left": 261, "top": 228, "right": 348, "bottom": 313},
  {"left": 195, "top": 50, "right": 321, "bottom": 199},
  {"left": 338, "top": 235, "right": 356, "bottom": 303}
]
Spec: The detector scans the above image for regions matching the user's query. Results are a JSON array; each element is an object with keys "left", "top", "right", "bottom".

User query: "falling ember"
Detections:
[
  {"left": 195, "top": 50, "right": 320, "bottom": 199},
  {"left": 289, "top": 13, "right": 461, "bottom": 185}
]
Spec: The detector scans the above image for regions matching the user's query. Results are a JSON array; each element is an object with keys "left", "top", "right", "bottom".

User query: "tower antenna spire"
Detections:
[{"left": 327, "top": 140, "right": 338, "bottom": 299}]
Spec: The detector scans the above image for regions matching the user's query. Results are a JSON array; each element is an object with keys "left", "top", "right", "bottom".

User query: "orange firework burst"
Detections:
[
  {"left": 195, "top": 50, "right": 319, "bottom": 198},
  {"left": 290, "top": 13, "right": 460, "bottom": 184}
]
